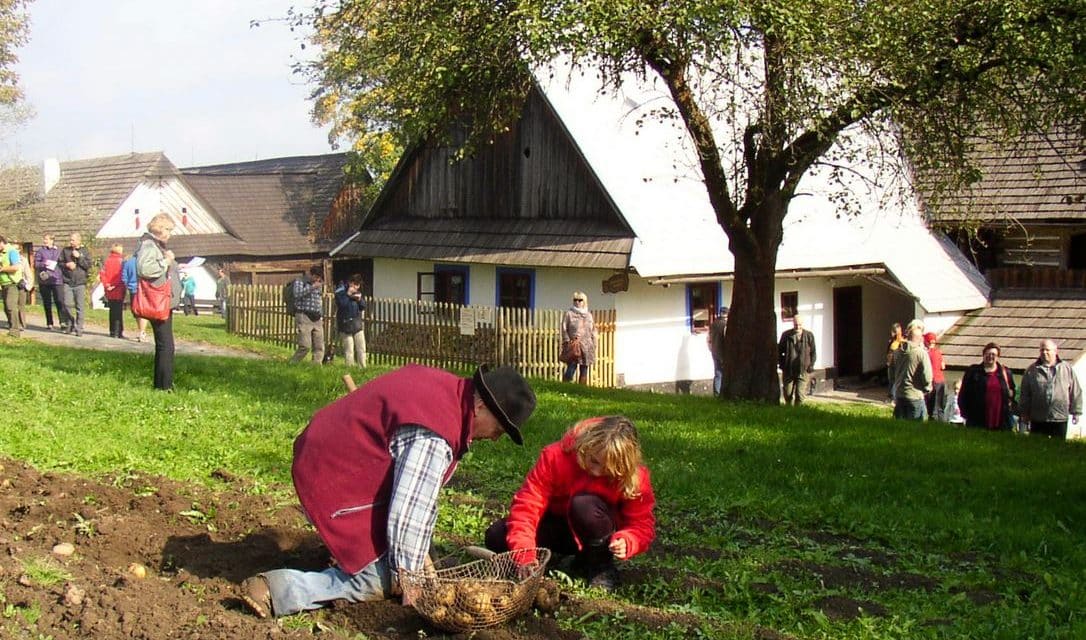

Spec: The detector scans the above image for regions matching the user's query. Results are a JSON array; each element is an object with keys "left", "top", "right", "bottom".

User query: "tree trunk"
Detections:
[{"left": 720, "top": 199, "right": 786, "bottom": 403}]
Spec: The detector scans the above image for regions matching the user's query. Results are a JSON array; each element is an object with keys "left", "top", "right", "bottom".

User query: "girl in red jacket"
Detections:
[{"left": 484, "top": 415, "right": 655, "bottom": 591}]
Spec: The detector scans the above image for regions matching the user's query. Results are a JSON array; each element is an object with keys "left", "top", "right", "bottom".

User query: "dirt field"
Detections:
[{"left": 0, "top": 458, "right": 703, "bottom": 640}]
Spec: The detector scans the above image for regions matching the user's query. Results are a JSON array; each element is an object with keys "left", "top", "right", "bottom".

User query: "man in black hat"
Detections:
[{"left": 242, "top": 363, "right": 536, "bottom": 618}]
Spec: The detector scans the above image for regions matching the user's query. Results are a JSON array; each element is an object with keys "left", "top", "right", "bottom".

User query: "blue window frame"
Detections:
[
  {"left": 495, "top": 268, "right": 535, "bottom": 309},
  {"left": 686, "top": 282, "right": 723, "bottom": 333}
]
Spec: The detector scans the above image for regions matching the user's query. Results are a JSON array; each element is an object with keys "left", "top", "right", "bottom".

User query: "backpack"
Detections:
[{"left": 283, "top": 279, "right": 297, "bottom": 314}]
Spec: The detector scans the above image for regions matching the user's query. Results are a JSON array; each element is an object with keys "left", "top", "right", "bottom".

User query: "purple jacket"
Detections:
[{"left": 33, "top": 245, "right": 64, "bottom": 286}]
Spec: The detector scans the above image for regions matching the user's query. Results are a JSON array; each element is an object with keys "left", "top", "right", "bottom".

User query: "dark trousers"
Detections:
[
  {"left": 894, "top": 397, "right": 927, "bottom": 421},
  {"left": 107, "top": 300, "right": 125, "bottom": 337},
  {"left": 151, "top": 313, "right": 174, "bottom": 390},
  {"left": 485, "top": 493, "right": 615, "bottom": 557},
  {"left": 39, "top": 283, "right": 68, "bottom": 327},
  {"left": 925, "top": 382, "right": 946, "bottom": 421},
  {"left": 563, "top": 362, "right": 589, "bottom": 383},
  {"left": 1030, "top": 421, "right": 1067, "bottom": 440}
]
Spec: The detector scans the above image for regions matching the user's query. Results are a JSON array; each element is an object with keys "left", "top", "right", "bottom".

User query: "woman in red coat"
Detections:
[
  {"left": 484, "top": 415, "right": 655, "bottom": 591},
  {"left": 99, "top": 243, "right": 126, "bottom": 338}
]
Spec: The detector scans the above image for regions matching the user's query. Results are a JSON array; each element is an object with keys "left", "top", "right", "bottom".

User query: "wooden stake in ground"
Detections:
[{"left": 343, "top": 374, "right": 357, "bottom": 392}]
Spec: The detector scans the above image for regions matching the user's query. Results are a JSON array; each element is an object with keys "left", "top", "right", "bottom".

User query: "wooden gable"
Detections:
[{"left": 337, "top": 86, "right": 635, "bottom": 269}]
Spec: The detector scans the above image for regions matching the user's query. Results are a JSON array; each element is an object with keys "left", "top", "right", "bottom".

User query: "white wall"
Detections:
[{"left": 97, "top": 178, "right": 224, "bottom": 238}]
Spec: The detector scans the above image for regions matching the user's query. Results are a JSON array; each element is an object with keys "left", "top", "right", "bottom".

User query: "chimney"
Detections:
[{"left": 42, "top": 158, "right": 60, "bottom": 194}]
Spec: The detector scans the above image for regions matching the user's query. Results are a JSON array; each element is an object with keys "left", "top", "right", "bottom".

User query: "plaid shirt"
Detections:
[
  {"left": 293, "top": 278, "right": 323, "bottom": 317},
  {"left": 387, "top": 425, "right": 453, "bottom": 575}
]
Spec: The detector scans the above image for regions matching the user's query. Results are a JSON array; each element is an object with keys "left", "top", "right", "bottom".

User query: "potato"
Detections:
[
  {"left": 462, "top": 590, "right": 493, "bottom": 615},
  {"left": 429, "top": 605, "right": 449, "bottom": 623},
  {"left": 433, "top": 583, "right": 457, "bottom": 606},
  {"left": 491, "top": 594, "right": 512, "bottom": 611},
  {"left": 450, "top": 610, "right": 475, "bottom": 628}
]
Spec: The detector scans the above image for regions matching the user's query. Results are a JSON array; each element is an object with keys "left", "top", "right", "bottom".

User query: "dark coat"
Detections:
[
  {"left": 778, "top": 328, "right": 816, "bottom": 376},
  {"left": 958, "top": 363, "right": 1015, "bottom": 429}
]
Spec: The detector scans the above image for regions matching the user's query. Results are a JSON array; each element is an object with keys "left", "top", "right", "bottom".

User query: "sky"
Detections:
[{"left": 4, "top": 0, "right": 334, "bottom": 168}]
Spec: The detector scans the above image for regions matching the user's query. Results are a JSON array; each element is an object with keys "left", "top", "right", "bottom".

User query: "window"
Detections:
[
  {"left": 496, "top": 268, "right": 534, "bottom": 308},
  {"left": 780, "top": 291, "right": 798, "bottom": 321},
  {"left": 418, "top": 265, "right": 469, "bottom": 304},
  {"left": 687, "top": 283, "right": 719, "bottom": 333}
]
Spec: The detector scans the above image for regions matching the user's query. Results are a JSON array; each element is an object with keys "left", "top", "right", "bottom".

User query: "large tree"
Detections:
[
  {"left": 303, "top": 0, "right": 1085, "bottom": 401},
  {"left": 0, "top": 0, "right": 28, "bottom": 107}
]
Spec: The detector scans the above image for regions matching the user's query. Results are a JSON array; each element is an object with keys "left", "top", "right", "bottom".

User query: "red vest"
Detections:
[{"left": 291, "top": 365, "right": 475, "bottom": 574}]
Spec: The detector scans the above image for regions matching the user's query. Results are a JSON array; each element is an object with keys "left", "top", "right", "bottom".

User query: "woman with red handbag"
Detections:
[{"left": 135, "top": 213, "right": 181, "bottom": 390}]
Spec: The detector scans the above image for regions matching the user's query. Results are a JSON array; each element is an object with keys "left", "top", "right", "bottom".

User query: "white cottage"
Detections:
[{"left": 333, "top": 67, "right": 989, "bottom": 391}]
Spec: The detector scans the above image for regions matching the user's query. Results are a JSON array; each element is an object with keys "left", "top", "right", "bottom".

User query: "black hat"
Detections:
[{"left": 473, "top": 365, "right": 536, "bottom": 445}]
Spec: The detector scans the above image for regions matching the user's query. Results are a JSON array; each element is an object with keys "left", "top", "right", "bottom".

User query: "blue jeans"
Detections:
[
  {"left": 563, "top": 362, "right": 588, "bottom": 382},
  {"left": 713, "top": 360, "right": 724, "bottom": 396},
  {"left": 894, "top": 397, "right": 927, "bottom": 421},
  {"left": 262, "top": 555, "right": 392, "bottom": 617}
]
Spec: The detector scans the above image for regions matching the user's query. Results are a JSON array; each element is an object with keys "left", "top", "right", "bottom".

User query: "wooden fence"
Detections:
[{"left": 227, "top": 284, "right": 616, "bottom": 387}]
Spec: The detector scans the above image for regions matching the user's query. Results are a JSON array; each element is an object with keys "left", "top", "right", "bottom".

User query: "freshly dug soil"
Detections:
[{"left": 0, "top": 459, "right": 585, "bottom": 639}]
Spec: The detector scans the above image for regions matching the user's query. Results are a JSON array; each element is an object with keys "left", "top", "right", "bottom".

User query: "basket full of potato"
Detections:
[{"left": 403, "top": 547, "right": 552, "bottom": 632}]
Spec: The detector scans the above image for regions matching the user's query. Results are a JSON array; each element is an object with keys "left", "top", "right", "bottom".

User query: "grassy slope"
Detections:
[{"left": 2, "top": 329, "right": 1085, "bottom": 639}]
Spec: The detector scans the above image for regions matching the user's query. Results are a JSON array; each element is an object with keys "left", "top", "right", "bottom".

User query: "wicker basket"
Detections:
[{"left": 403, "top": 547, "right": 551, "bottom": 632}]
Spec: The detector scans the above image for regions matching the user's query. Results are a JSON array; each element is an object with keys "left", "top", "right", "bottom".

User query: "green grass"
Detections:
[{"left": 2, "top": 330, "right": 1086, "bottom": 639}]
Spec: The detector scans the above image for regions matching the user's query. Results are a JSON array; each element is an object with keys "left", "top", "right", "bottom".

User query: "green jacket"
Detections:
[
  {"left": 0, "top": 248, "right": 23, "bottom": 287},
  {"left": 893, "top": 341, "right": 933, "bottom": 401}
]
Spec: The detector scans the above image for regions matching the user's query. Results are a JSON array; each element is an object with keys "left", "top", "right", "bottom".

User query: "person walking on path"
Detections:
[
  {"left": 334, "top": 274, "right": 367, "bottom": 368},
  {"left": 122, "top": 253, "right": 149, "bottom": 342},
  {"left": 290, "top": 266, "right": 325, "bottom": 364},
  {"left": 892, "top": 319, "right": 933, "bottom": 420},
  {"left": 708, "top": 306, "right": 729, "bottom": 396},
  {"left": 239, "top": 364, "right": 536, "bottom": 618},
  {"left": 59, "top": 232, "right": 91, "bottom": 337},
  {"left": 214, "top": 266, "right": 229, "bottom": 319},
  {"left": 0, "top": 235, "right": 25, "bottom": 337},
  {"left": 778, "top": 314, "right": 816, "bottom": 405},
  {"left": 136, "top": 214, "right": 181, "bottom": 391},
  {"left": 1020, "top": 339, "right": 1082, "bottom": 439},
  {"left": 33, "top": 233, "right": 68, "bottom": 331},
  {"left": 180, "top": 271, "right": 198, "bottom": 316},
  {"left": 99, "top": 243, "right": 126, "bottom": 339}
]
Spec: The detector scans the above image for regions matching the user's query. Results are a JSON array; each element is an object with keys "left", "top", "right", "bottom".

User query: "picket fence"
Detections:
[{"left": 226, "top": 284, "right": 616, "bottom": 387}]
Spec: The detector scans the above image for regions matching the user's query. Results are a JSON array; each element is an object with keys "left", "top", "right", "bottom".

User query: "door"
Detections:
[{"left": 833, "top": 286, "right": 863, "bottom": 377}]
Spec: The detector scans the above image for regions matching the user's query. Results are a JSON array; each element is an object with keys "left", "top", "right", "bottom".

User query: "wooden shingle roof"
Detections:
[
  {"left": 923, "top": 125, "right": 1086, "bottom": 224},
  {"left": 345, "top": 218, "right": 633, "bottom": 269},
  {"left": 178, "top": 153, "right": 353, "bottom": 257},
  {"left": 939, "top": 289, "right": 1086, "bottom": 371}
]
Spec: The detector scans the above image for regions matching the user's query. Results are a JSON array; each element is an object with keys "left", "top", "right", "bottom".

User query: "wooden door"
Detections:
[{"left": 833, "top": 286, "right": 863, "bottom": 377}]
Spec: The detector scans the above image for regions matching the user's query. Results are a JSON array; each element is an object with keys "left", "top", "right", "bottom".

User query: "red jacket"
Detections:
[
  {"left": 292, "top": 365, "right": 475, "bottom": 574},
  {"left": 505, "top": 430, "right": 655, "bottom": 563},
  {"left": 99, "top": 252, "right": 126, "bottom": 301}
]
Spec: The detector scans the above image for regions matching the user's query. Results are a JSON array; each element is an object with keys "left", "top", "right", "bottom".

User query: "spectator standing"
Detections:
[
  {"left": 136, "top": 214, "right": 181, "bottom": 391},
  {"left": 239, "top": 364, "right": 536, "bottom": 618},
  {"left": 0, "top": 235, "right": 24, "bottom": 337},
  {"left": 59, "top": 232, "right": 91, "bottom": 337},
  {"left": 290, "top": 266, "right": 325, "bottom": 364},
  {"left": 892, "top": 319, "right": 933, "bottom": 420},
  {"left": 924, "top": 332, "right": 947, "bottom": 420},
  {"left": 180, "top": 271, "right": 198, "bottom": 316},
  {"left": 99, "top": 243, "right": 126, "bottom": 338},
  {"left": 334, "top": 274, "right": 367, "bottom": 368},
  {"left": 958, "top": 343, "right": 1016, "bottom": 430},
  {"left": 121, "top": 253, "right": 149, "bottom": 342},
  {"left": 886, "top": 323, "right": 904, "bottom": 401},
  {"left": 708, "top": 306, "right": 729, "bottom": 396},
  {"left": 778, "top": 314, "right": 816, "bottom": 405},
  {"left": 215, "top": 266, "right": 229, "bottom": 319},
  {"left": 34, "top": 233, "right": 67, "bottom": 331},
  {"left": 1020, "top": 339, "right": 1082, "bottom": 439},
  {"left": 561, "top": 291, "right": 597, "bottom": 384}
]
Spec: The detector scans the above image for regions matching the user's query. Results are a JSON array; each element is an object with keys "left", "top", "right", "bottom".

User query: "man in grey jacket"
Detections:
[
  {"left": 892, "top": 319, "right": 933, "bottom": 421},
  {"left": 1020, "top": 339, "right": 1082, "bottom": 439}
]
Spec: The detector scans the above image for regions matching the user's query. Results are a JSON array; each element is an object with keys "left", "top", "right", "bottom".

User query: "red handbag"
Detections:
[{"left": 132, "top": 278, "right": 171, "bottom": 321}]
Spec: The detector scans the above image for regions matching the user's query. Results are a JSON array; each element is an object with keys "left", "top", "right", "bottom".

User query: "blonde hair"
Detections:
[
  {"left": 147, "top": 213, "right": 175, "bottom": 237},
  {"left": 564, "top": 416, "right": 643, "bottom": 499},
  {"left": 110, "top": 243, "right": 124, "bottom": 254},
  {"left": 572, "top": 290, "right": 588, "bottom": 305}
]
